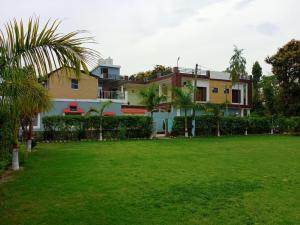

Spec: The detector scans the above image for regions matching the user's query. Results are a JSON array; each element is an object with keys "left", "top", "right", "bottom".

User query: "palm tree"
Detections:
[
  {"left": 0, "top": 67, "right": 29, "bottom": 170},
  {"left": 86, "top": 101, "right": 112, "bottom": 141},
  {"left": 172, "top": 83, "right": 194, "bottom": 137},
  {"left": 20, "top": 76, "right": 52, "bottom": 152},
  {"left": 139, "top": 84, "right": 166, "bottom": 138},
  {"left": 204, "top": 103, "right": 225, "bottom": 137},
  {"left": 0, "top": 18, "right": 98, "bottom": 170}
]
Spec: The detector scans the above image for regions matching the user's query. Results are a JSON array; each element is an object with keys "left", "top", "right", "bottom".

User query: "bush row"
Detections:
[
  {"left": 0, "top": 109, "right": 12, "bottom": 164},
  {"left": 42, "top": 115, "right": 152, "bottom": 141},
  {"left": 172, "top": 116, "right": 300, "bottom": 136}
]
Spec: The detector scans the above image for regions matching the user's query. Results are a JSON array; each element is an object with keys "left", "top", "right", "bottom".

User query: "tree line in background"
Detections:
[
  {"left": 129, "top": 65, "right": 172, "bottom": 81},
  {"left": 252, "top": 39, "right": 300, "bottom": 117}
]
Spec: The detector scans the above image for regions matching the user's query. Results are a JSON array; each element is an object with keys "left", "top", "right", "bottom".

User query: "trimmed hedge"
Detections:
[
  {"left": 172, "top": 116, "right": 300, "bottom": 136},
  {"left": 42, "top": 115, "right": 152, "bottom": 141},
  {"left": 0, "top": 109, "right": 12, "bottom": 165}
]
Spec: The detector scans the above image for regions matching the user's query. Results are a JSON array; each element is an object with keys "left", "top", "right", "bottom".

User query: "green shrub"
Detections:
[
  {"left": 196, "top": 115, "right": 217, "bottom": 136},
  {"left": 0, "top": 109, "right": 12, "bottom": 162},
  {"left": 247, "top": 117, "right": 271, "bottom": 134},
  {"left": 171, "top": 116, "right": 193, "bottom": 136},
  {"left": 42, "top": 115, "right": 152, "bottom": 141},
  {"left": 171, "top": 116, "right": 300, "bottom": 136}
]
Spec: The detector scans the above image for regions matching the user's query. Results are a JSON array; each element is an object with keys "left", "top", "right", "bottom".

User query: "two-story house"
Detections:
[{"left": 35, "top": 58, "right": 252, "bottom": 134}]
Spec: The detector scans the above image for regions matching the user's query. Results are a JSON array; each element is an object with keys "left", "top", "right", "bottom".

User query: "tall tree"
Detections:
[
  {"left": 251, "top": 61, "right": 263, "bottom": 114},
  {"left": 228, "top": 46, "right": 247, "bottom": 83},
  {"left": 266, "top": 39, "right": 300, "bottom": 116},
  {"left": 20, "top": 75, "right": 52, "bottom": 152},
  {"left": 0, "top": 18, "right": 97, "bottom": 170},
  {"left": 139, "top": 84, "right": 166, "bottom": 138},
  {"left": 228, "top": 46, "right": 247, "bottom": 115},
  {"left": 172, "top": 83, "right": 194, "bottom": 137},
  {"left": 260, "top": 75, "right": 279, "bottom": 116}
]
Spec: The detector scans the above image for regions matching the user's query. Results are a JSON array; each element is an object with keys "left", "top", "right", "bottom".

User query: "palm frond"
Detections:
[{"left": 0, "top": 18, "right": 99, "bottom": 77}]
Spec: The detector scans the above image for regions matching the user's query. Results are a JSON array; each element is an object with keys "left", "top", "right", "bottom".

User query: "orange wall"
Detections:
[{"left": 47, "top": 69, "right": 98, "bottom": 99}]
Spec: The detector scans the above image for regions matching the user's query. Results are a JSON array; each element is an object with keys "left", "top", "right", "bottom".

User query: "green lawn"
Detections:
[{"left": 0, "top": 136, "right": 300, "bottom": 225}]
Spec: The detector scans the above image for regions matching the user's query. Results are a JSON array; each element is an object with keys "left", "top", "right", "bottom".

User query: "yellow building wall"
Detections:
[
  {"left": 125, "top": 77, "right": 173, "bottom": 105},
  {"left": 47, "top": 69, "right": 98, "bottom": 99},
  {"left": 209, "top": 80, "right": 232, "bottom": 104},
  {"left": 125, "top": 83, "right": 148, "bottom": 105}
]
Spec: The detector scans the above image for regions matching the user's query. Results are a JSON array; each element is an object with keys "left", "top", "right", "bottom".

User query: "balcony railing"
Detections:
[
  {"left": 98, "top": 90, "right": 125, "bottom": 100},
  {"left": 100, "top": 73, "right": 122, "bottom": 80}
]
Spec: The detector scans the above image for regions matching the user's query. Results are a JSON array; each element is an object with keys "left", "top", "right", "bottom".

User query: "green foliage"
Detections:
[
  {"left": 172, "top": 115, "right": 300, "bottom": 136},
  {"left": 139, "top": 84, "right": 167, "bottom": 116},
  {"left": 130, "top": 65, "right": 172, "bottom": 81},
  {"left": 260, "top": 75, "right": 279, "bottom": 115},
  {"left": 252, "top": 61, "right": 262, "bottom": 89},
  {"left": 0, "top": 18, "right": 98, "bottom": 77},
  {"left": 266, "top": 39, "right": 300, "bottom": 116},
  {"left": 251, "top": 61, "right": 264, "bottom": 114},
  {"left": 228, "top": 46, "right": 247, "bottom": 83},
  {"left": 171, "top": 116, "right": 193, "bottom": 136},
  {"left": 0, "top": 109, "right": 12, "bottom": 162},
  {"left": 42, "top": 115, "right": 152, "bottom": 141}
]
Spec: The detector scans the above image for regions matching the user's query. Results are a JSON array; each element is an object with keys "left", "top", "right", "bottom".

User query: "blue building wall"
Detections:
[{"left": 37, "top": 101, "right": 123, "bottom": 131}]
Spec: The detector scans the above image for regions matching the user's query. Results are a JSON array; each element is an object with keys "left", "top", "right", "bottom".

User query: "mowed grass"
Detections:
[{"left": 0, "top": 136, "right": 300, "bottom": 225}]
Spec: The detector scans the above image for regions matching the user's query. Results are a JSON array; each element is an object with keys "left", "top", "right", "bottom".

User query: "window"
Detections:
[
  {"left": 224, "top": 88, "right": 229, "bottom": 94},
  {"left": 212, "top": 88, "right": 218, "bottom": 93},
  {"left": 232, "top": 89, "right": 241, "bottom": 103},
  {"left": 32, "top": 114, "right": 40, "bottom": 129},
  {"left": 71, "top": 79, "right": 79, "bottom": 89},
  {"left": 196, "top": 87, "right": 207, "bottom": 102}
]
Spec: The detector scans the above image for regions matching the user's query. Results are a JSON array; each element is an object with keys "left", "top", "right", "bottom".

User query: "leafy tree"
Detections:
[
  {"left": 86, "top": 101, "right": 112, "bottom": 141},
  {"left": 228, "top": 46, "right": 247, "bottom": 83},
  {"left": 131, "top": 65, "right": 172, "bottom": 81},
  {"left": 172, "top": 83, "right": 194, "bottom": 137},
  {"left": 0, "top": 18, "right": 97, "bottom": 170},
  {"left": 139, "top": 84, "right": 167, "bottom": 138},
  {"left": 252, "top": 61, "right": 262, "bottom": 89},
  {"left": 227, "top": 46, "right": 247, "bottom": 115},
  {"left": 260, "top": 75, "right": 279, "bottom": 116},
  {"left": 251, "top": 61, "right": 264, "bottom": 114},
  {"left": 266, "top": 39, "right": 300, "bottom": 116}
]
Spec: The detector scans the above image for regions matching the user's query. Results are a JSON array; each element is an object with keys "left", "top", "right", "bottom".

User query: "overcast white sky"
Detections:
[{"left": 1, "top": 0, "right": 299, "bottom": 75}]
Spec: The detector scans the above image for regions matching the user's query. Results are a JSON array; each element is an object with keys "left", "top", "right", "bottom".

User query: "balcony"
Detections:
[
  {"left": 99, "top": 73, "right": 122, "bottom": 80},
  {"left": 98, "top": 90, "right": 128, "bottom": 103}
]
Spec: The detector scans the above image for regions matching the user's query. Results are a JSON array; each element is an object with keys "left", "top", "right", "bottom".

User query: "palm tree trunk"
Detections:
[
  {"left": 150, "top": 112, "right": 155, "bottom": 139},
  {"left": 27, "top": 119, "right": 33, "bottom": 152},
  {"left": 184, "top": 109, "right": 188, "bottom": 137},
  {"left": 12, "top": 126, "right": 19, "bottom": 170},
  {"left": 217, "top": 120, "right": 220, "bottom": 137},
  {"left": 99, "top": 121, "right": 103, "bottom": 141}
]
